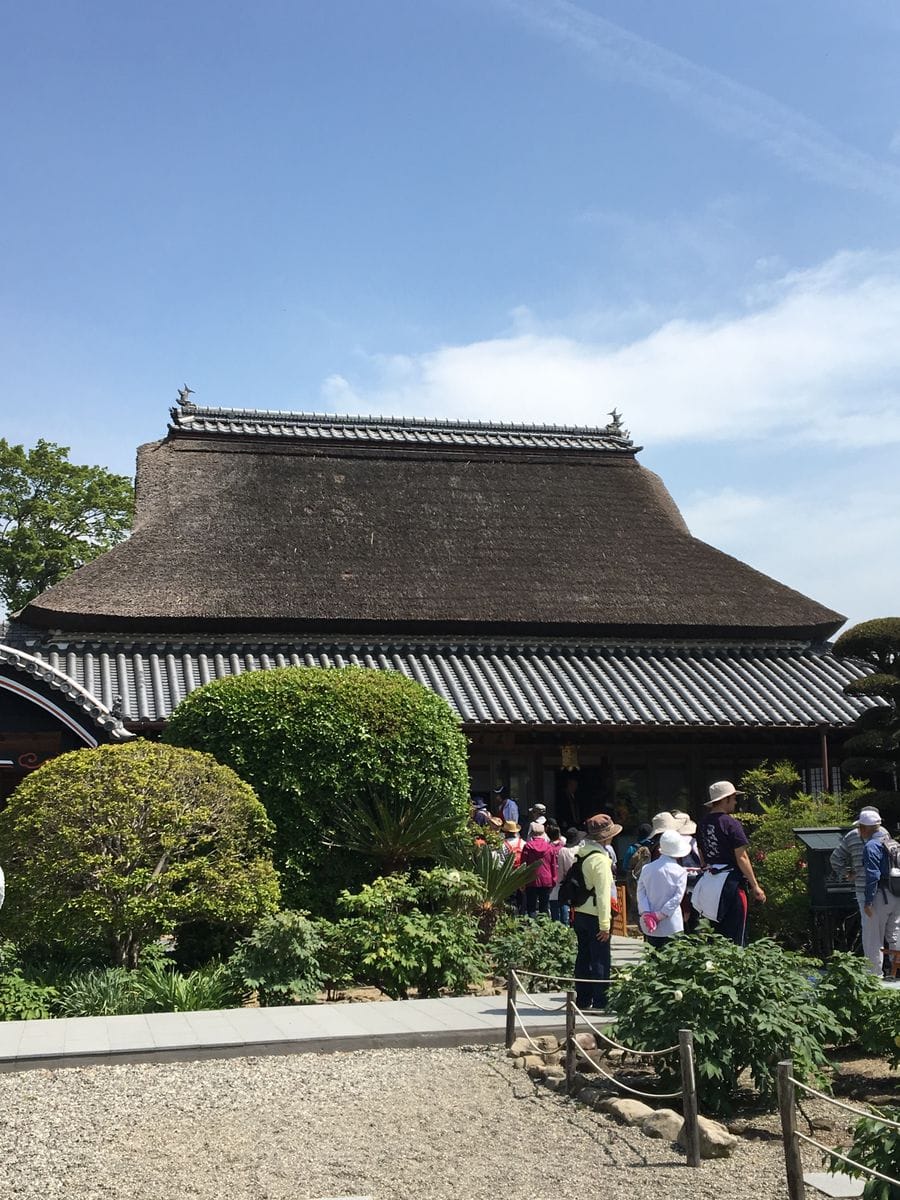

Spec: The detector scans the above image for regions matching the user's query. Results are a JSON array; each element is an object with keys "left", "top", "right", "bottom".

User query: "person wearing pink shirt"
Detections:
[{"left": 523, "top": 821, "right": 558, "bottom": 917}]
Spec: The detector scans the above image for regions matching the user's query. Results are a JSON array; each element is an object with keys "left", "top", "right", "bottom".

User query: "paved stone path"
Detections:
[{"left": 0, "top": 936, "right": 643, "bottom": 1072}]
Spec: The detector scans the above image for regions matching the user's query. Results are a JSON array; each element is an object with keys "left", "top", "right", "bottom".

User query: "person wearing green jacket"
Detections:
[{"left": 573, "top": 813, "right": 618, "bottom": 1010}]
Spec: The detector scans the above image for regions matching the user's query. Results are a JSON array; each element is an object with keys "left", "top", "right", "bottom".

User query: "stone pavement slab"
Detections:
[{"left": 0, "top": 935, "right": 637, "bottom": 1073}]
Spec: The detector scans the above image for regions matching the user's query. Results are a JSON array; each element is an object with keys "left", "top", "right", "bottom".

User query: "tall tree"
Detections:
[{"left": 0, "top": 438, "right": 133, "bottom": 612}]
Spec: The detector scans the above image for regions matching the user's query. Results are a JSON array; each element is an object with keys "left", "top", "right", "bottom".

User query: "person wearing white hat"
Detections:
[
  {"left": 636, "top": 828, "right": 692, "bottom": 947},
  {"left": 830, "top": 808, "right": 900, "bottom": 975},
  {"left": 694, "top": 781, "right": 766, "bottom": 946}
]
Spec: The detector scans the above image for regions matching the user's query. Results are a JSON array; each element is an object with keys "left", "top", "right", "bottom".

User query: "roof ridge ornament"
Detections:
[
  {"left": 176, "top": 384, "right": 196, "bottom": 408},
  {"left": 606, "top": 408, "right": 629, "bottom": 439}
]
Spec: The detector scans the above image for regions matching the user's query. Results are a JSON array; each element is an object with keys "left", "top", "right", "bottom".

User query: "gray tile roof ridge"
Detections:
[
  {"left": 169, "top": 403, "right": 638, "bottom": 448},
  {"left": 17, "top": 633, "right": 829, "bottom": 654}
]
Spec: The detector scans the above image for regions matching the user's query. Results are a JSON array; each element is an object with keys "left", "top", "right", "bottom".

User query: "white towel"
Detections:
[{"left": 690, "top": 868, "right": 729, "bottom": 922}]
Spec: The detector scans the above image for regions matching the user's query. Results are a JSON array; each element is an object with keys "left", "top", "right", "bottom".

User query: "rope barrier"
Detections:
[
  {"left": 795, "top": 1134, "right": 900, "bottom": 1188},
  {"left": 569, "top": 1000, "right": 679, "bottom": 1058},
  {"left": 570, "top": 1038, "right": 683, "bottom": 1100},
  {"left": 512, "top": 968, "right": 615, "bottom": 985},
  {"left": 788, "top": 1077, "right": 900, "bottom": 1130},
  {"left": 509, "top": 970, "right": 568, "bottom": 1013},
  {"left": 510, "top": 1003, "right": 552, "bottom": 1054}
]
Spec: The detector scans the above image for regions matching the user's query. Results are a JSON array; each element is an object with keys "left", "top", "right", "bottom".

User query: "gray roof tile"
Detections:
[{"left": 21, "top": 640, "right": 877, "bottom": 729}]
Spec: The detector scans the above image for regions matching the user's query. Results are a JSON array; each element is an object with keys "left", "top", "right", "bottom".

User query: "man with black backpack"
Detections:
[{"left": 830, "top": 807, "right": 900, "bottom": 976}]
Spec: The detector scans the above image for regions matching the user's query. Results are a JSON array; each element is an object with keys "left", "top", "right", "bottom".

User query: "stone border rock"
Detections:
[{"left": 505, "top": 1034, "right": 738, "bottom": 1159}]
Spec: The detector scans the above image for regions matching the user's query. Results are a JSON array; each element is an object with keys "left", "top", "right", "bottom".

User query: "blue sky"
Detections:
[{"left": 2, "top": 0, "right": 899, "bottom": 629}]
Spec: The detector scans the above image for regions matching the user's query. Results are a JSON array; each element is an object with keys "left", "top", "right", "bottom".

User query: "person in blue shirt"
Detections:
[
  {"left": 493, "top": 785, "right": 519, "bottom": 826},
  {"left": 832, "top": 807, "right": 900, "bottom": 975}
]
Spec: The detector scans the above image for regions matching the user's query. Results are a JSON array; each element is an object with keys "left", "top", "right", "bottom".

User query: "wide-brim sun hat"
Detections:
[
  {"left": 651, "top": 811, "right": 677, "bottom": 835},
  {"left": 501, "top": 819, "right": 520, "bottom": 833},
  {"left": 671, "top": 810, "right": 697, "bottom": 836},
  {"left": 705, "top": 781, "right": 744, "bottom": 806},
  {"left": 586, "top": 813, "right": 623, "bottom": 842},
  {"left": 658, "top": 829, "right": 693, "bottom": 859}
]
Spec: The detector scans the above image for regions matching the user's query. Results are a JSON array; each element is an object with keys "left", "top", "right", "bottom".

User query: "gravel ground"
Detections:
[{"left": 0, "top": 1046, "right": 850, "bottom": 1200}]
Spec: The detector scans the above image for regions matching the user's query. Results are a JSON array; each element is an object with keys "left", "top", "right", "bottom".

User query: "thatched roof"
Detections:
[{"left": 19, "top": 405, "right": 843, "bottom": 639}]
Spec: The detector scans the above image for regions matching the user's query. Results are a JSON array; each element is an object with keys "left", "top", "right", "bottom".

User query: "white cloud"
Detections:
[
  {"left": 682, "top": 483, "right": 900, "bottom": 630},
  {"left": 323, "top": 251, "right": 900, "bottom": 448},
  {"left": 497, "top": 0, "right": 900, "bottom": 202}
]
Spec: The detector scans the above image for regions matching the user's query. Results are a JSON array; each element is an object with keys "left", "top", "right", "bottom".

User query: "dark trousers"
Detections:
[
  {"left": 573, "top": 911, "right": 611, "bottom": 1009},
  {"left": 526, "top": 886, "right": 551, "bottom": 917},
  {"left": 716, "top": 871, "right": 749, "bottom": 946},
  {"left": 645, "top": 934, "right": 672, "bottom": 949}
]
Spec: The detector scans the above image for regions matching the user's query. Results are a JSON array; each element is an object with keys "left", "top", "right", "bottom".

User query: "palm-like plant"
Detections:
[
  {"left": 442, "top": 840, "right": 538, "bottom": 937},
  {"left": 330, "top": 782, "right": 467, "bottom": 874}
]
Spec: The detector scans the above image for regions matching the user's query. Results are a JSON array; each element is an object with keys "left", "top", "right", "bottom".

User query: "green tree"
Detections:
[
  {"left": 0, "top": 741, "right": 280, "bottom": 966},
  {"left": 739, "top": 760, "right": 863, "bottom": 949},
  {"left": 163, "top": 667, "right": 470, "bottom": 913},
  {"left": 0, "top": 438, "right": 133, "bottom": 612},
  {"left": 834, "top": 617, "right": 900, "bottom": 824}
]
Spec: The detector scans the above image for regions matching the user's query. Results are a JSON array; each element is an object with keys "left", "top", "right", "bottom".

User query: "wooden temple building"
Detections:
[{"left": 0, "top": 401, "right": 872, "bottom": 830}]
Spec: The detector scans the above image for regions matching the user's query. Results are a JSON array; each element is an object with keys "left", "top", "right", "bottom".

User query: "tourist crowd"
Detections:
[{"left": 472, "top": 781, "right": 900, "bottom": 995}]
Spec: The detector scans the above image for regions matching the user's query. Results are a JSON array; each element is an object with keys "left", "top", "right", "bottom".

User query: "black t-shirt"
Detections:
[{"left": 697, "top": 811, "right": 749, "bottom": 869}]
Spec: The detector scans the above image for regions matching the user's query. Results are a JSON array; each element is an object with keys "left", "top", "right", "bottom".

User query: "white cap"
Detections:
[{"left": 856, "top": 808, "right": 882, "bottom": 827}]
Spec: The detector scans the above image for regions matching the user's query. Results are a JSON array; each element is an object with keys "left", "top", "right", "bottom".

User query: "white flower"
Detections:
[
  {"left": 705, "top": 960, "right": 715, "bottom": 971},
  {"left": 673, "top": 989, "right": 683, "bottom": 1002}
]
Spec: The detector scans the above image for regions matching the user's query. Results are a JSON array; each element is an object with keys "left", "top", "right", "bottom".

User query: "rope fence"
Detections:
[
  {"left": 505, "top": 968, "right": 701, "bottom": 1167},
  {"left": 777, "top": 1060, "right": 900, "bottom": 1200}
]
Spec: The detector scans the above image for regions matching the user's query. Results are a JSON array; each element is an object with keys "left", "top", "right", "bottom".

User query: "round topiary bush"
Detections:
[
  {"left": 0, "top": 740, "right": 280, "bottom": 967},
  {"left": 163, "top": 666, "right": 470, "bottom": 912}
]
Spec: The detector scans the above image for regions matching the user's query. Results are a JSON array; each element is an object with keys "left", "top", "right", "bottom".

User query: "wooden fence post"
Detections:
[
  {"left": 565, "top": 990, "right": 576, "bottom": 1093},
  {"left": 678, "top": 1029, "right": 701, "bottom": 1168},
  {"left": 505, "top": 969, "right": 517, "bottom": 1049},
  {"left": 777, "top": 1060, "right": 806, "bottom": 1200}
]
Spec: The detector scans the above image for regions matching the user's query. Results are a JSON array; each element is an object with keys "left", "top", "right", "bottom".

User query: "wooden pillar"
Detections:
[
  {"left": 565, "top": 990, "right": 576, "bottom": 1093},
  {"left": 777, "top": 1060, "right": 806, "bottom": 1200},
  {"left": 679, "top": 1029, "right": 701, "bottom": 1168}
]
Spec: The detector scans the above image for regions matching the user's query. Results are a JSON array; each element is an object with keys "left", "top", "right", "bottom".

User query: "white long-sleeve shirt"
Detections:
[{"left": 637, "top": 856, "right": 688, "bottom": 937}]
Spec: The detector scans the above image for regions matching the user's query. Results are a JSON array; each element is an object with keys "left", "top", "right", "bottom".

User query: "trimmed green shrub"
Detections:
[
  {"left": 0, "top": 741, "right": 280, "bottom": 966},
  {"left": 227, "top": 910, "right": 324, "bottom": 1006},
  {"left": 164, "top": 667, "right": 470, "bottom": 913},
  {"left": 829, "top": 1107, "right": 900, "bottom": 1200},
  {"left": 608, "top": 930, "right": 844, "bottom": 1115},
  {"left": 333, "top": 873, "right": 486, "bottom": 999},
  {"left": 486, "top": 913, "right": 576, "bottom": 986}
]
